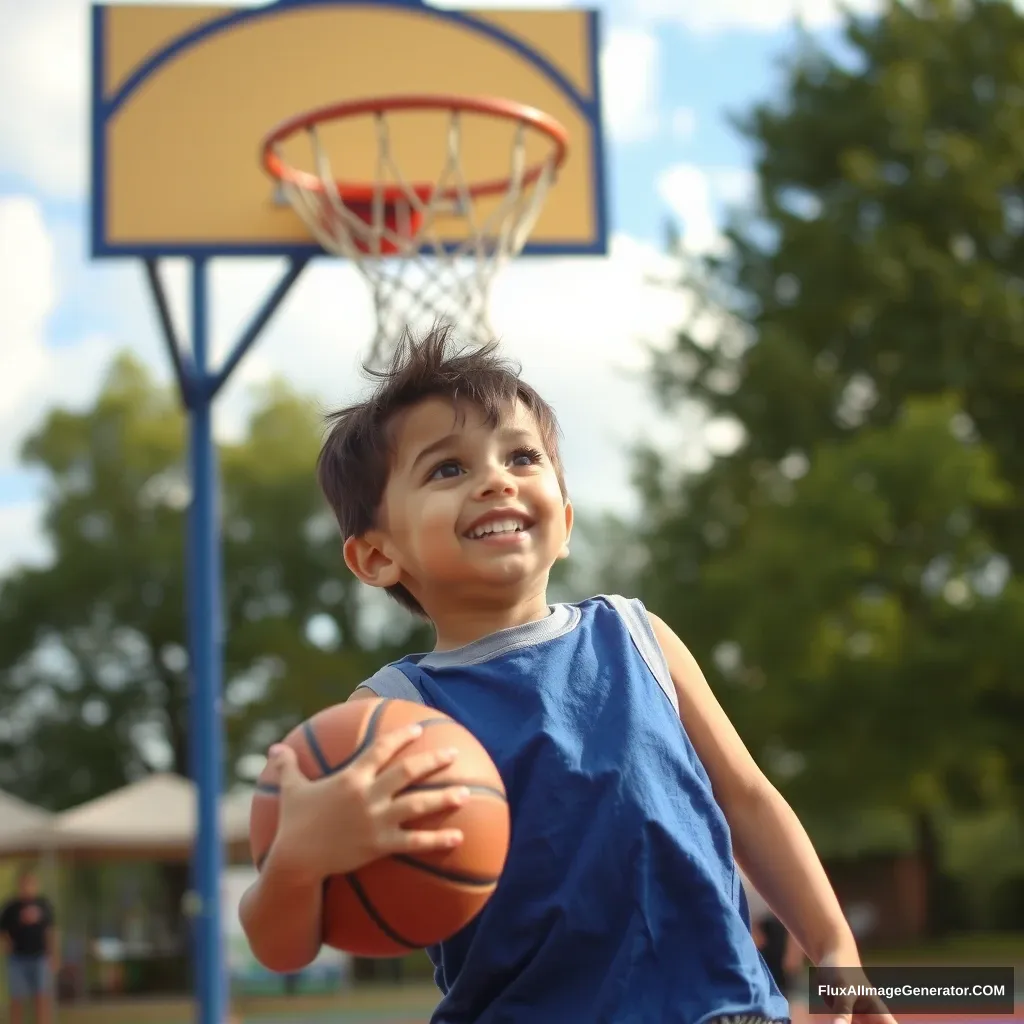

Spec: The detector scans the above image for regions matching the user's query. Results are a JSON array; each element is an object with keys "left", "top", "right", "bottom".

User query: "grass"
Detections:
[
  {"left": 54, "top": 979, "right": 1024, "bottom": 1024},
  {"left": 58, "top": 984, "right": 440, "bottom": 1024},
  {"left": 866, "top": 931, "right": 1024, "bottom": 965},
  {"left": 52, "top": 934, "right": 1024, "bottom": 1023}
]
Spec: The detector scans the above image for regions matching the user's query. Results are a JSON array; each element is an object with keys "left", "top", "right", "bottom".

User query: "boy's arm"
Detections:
[
  {"left": 239, "top": 687, "right": 380, "bottom": 974},
  {"left": 648, "top": 613, "right": 859, "bottom": 968},
  {"left": 238, "top": 853, "right": 324, "bottom": 973}
]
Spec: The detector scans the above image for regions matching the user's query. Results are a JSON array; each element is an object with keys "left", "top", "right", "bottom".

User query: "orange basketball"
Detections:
[{"left": 249, "top": 697, "right": 510, "bottom": 957}]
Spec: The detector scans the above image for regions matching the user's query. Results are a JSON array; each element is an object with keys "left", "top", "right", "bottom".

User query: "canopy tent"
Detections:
[
  {"left": 0, "top": 788, "right": 54, "bottom": 854},
  {"left": 0, "top": 775, "right": 256, "bottom": 861}
]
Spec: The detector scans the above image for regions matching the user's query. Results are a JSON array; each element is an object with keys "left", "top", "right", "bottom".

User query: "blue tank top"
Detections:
[{"left": 359, "top": 595, "right": 789, "bottom": 1024}]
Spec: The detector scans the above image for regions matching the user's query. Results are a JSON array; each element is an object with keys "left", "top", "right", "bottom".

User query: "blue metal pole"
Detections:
[
  {"left": 142, "top": 254, "right": 308, "bottom": 1023},
  {"left": 185, "top": 487, "right": 204, "bottom": 1012},
  {"left": 185, "top": 424, "right": 208, "bottom": 1015},
  {"left": 187, "top": 256, "right": 228, "bottom": 1024}
]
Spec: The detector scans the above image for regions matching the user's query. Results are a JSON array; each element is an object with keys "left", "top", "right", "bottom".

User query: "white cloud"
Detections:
[
  {"left": 657, "top": 163, "right": 756, "bottom": 254},
  {"left": 0, "top": 198, "right": 55, "bottom": 424},
  {"left": 632, "top": 0, "right": 883, "bottom": 34},
  {"left": 600, "top": 28, "right": 661, "bottom": 145},
  {"left": 0, "top": 3, "right": 88, "bottom": 197},
  {"left": 0, "top": 196, "right": 118, "bottom": 571},
  {"left": 710, "top": 167, "right": 757, "bottom": 205},
  {"left": 0, "top": 502, "right": 49, "bottom": 576},
  {"left": 0, "top": 197, "right": 117, "bottom": 473},
  {"left": 669, "top": 107, "right": 697, "bottom": 142},
  {"left": 657, "top": 165, "right": 721, "bottom": 253},
  {"left": 435, "top": 0, "right": 888, "bottom": 31}
]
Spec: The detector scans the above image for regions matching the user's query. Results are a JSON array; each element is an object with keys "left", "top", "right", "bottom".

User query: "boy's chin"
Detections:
[{"left": 451, "top": 554, "right": 550, "bottom": 585}]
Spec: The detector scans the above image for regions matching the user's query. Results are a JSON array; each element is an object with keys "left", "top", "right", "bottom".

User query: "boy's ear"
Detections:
[
  {"left": 343, "top": 532, "right": 402, "bottom": 589},
  {"left": 556, "top": 499, "right": 574, "bottom": 560}
]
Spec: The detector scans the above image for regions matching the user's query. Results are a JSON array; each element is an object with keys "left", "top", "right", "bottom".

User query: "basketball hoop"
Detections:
[{"left": 261, "top": 94, "right": 569, "bottom": 366}]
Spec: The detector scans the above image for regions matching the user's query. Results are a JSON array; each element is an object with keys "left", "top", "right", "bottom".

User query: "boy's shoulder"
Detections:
[{"left": 353, "top": 593, "right": 676, "bottom": 711}]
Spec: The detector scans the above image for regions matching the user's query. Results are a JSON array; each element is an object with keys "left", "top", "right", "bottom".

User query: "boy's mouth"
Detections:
[{"left": 463, "top": 511, "right": 535, "bottom": 539}]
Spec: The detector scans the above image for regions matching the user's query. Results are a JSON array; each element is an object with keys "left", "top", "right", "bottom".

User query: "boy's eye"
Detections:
[
  {"left": 426, "top": 447, "right": 543, "bottom": 481},
  {"left": 510, "top": 446, "right": 544, "bottom": 467},
  {"left": 429, "top": 460, "right": 462, "bottom": 481}
]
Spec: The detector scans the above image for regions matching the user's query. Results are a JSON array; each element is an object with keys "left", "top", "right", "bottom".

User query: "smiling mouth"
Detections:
[{"left": 464, "top": 516, "right": 534, "bottom": 539}]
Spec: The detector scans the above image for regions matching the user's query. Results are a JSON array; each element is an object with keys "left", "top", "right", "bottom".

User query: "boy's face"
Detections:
[{"left": 346, "top": 396, "right": 572, "bottom": 609}]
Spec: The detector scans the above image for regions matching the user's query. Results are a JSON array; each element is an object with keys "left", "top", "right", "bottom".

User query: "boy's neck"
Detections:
[{"left": 429, "top": 589, "right": 552, "bottom": 652}]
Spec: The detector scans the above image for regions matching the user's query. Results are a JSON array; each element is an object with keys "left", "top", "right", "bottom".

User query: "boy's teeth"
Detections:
[{"left": 470, "top": 518, "right": 525, "bottom": 538}]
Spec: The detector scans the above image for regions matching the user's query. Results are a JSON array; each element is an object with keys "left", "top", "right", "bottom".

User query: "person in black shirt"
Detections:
[
  {"left": 741, "top": 869, "right": 804, "bottom": 998},
  {"left": 1, "top": 865, "right": 57, "bottom": 1024},
  {"left": 753, "top": 911, "right": 801, "bottom": 995}
]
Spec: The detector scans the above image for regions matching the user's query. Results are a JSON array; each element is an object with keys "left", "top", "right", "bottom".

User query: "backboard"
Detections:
[{"left": 90, "top": 0, "right": 608, "bottom": 259}]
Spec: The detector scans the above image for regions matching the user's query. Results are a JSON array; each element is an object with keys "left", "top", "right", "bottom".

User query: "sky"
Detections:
[{"left": 0, "top": 0, "right": 884, "bottom": 576}]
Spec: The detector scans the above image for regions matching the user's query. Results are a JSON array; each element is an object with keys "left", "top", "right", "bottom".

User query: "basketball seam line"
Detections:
[
  {"left": 400, "top": 782, "right": 507, "bottom": 802},
  {"left": 274, "top": 704, "right": 466, "bottom": 784},
  {"left": 391, "top": 853, "right": 499, "bottom": 888},
  {"left": 342, "top": 873, "right": 421, "bottom": 950},
  {"left": 255, "top": 704, "right": 503, "bottom": 880},
  {"left": 257, "top": 779, "right": 506, "bottom": 800},
  {"left": 304, "top": 697, "right": 388, "bottom": 776},
  {"left": 256, "top": 702, "right": 393, "bottom": 869},
  {"left": 302, "top": 719, "right": 333, "bottom": 775}
]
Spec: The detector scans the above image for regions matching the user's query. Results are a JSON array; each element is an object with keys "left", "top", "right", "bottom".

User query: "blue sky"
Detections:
[
  {"left": 0, "top": 0, "right": 877, "bottom": 570},
  {"left": 612, "top": 26, "right": 784, "bottom": 235}
]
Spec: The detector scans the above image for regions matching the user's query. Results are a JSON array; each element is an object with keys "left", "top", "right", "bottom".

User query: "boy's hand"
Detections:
[
  {"left": 818, "top": 959, "right": 899, "bottom": 1024},
  {"left": 263, "top": 722, "right": 468, "bottom": 884}
]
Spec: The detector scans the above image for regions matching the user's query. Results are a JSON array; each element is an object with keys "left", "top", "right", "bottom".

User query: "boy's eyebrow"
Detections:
[{"left": 411, "top": 432, "right": 459, "bottom": 472}]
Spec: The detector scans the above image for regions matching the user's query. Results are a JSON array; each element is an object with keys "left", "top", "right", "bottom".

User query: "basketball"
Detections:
[{"left": 249, "top": 697, "right": 510, "bottom": 957}]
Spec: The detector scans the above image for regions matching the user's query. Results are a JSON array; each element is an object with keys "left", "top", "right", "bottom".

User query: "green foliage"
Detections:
[
  {"left": 633, "top": 0, "right": 1024, "bottom": 825},
  {"left": 0, "top": 355, "right": 428, "bottom": 810}
]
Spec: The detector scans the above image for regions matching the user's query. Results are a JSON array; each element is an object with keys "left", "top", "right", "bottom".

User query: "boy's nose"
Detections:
[{"left": 475, "top": 463, "right": 518, "bottom": 499}]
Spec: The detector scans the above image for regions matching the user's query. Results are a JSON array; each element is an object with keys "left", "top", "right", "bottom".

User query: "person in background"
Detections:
[
  {"left": 742, "top": 868, "right": 805, "bottom": 998},
  {"left": 0, "top": 864, "right": 58, "bottom": 1024}
]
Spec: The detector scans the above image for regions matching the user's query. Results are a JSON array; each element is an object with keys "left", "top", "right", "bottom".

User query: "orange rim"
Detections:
[{"left": 261, "top": 93, "right": 569, "bottom": 205}]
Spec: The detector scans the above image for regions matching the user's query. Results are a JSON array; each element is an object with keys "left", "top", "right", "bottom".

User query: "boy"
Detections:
[{"left": 240, "top": 325, "right": 890, "bottom": 1024}]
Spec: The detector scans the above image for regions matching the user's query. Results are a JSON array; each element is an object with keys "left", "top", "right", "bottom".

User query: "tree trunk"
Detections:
[
  {"left": 161, "top": 861, "right": 192, "bottom": 948},
  {"left": 913, "top": 809, "right": 941, "bottom": 938}
]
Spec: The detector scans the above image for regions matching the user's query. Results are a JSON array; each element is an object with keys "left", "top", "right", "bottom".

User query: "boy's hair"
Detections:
[{"left": 317, "top": 323, "right": 566, "bottom": 616}]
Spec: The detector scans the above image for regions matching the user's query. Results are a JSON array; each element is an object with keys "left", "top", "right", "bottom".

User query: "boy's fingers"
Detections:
[
  {"left": 374, "top": 747, "right": 460, "bottom": 796},
  {"left": 361, "top": 723, "right": 425, "bottom": 772},
  {"left": 266, "top": 744, "right": 305, "bottom": 789},
  {"left": 383, "top": 827, "right": 464, "bottom": 854},
  {"left": 388, "top": 785, "right": 470, "bottom": 824}
]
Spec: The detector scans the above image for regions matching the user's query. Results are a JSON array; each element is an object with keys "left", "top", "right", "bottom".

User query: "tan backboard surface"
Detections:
[{"left": 91, "top": 0, "right": 608, "bottom": 258}]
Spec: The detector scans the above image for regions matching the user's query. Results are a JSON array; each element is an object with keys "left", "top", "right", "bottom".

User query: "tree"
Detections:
[
  {"left": 0, "top": 354, "right": 429, "bottom": 812},
  {"left": 632, "top": 0, "right": 1024, "bottom": 923}
]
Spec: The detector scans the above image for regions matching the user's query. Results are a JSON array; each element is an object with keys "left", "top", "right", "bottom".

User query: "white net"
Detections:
[{"left": 271, "top": 105, "right": 561, "bottom": 367}]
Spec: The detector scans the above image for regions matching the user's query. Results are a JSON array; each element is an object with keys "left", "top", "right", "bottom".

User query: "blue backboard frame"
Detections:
[{"left": 89, "top": 0, "right": 610, "bottom": 260}]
